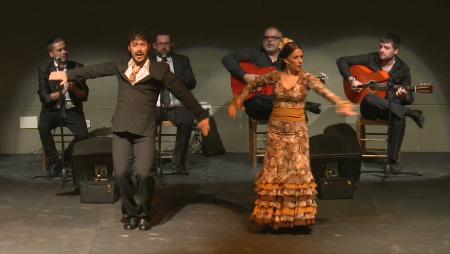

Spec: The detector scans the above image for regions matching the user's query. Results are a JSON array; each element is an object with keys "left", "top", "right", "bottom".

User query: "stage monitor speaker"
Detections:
[
  {"left": 71, "top": 137, "right": 118, "bottom": 203},
  {"left": 309, "top": 134, "right": 361, "bottom": 199},
  {"left": 323, "top": 123, "right": 356, "bottom": 138}
]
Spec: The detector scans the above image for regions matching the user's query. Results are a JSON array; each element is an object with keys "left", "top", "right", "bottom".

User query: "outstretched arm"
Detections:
[
  {"left": 306, "top": 74, "right": 357, "bottom": 117},
  {"left": 228, "top": 71, "right": 279, "bottom": 118},
  {"left": 49, "top": 61, "right": 118, "bottom": 85}
]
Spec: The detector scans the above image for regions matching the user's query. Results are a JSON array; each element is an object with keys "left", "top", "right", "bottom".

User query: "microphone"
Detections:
[{"left": 55, "top": 57, "right": 63, "bottom": 71}]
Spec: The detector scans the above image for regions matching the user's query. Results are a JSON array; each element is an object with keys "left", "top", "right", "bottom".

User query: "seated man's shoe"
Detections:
[
  {"left": 176, "top": 166, "right": 190, "bottom": 176},
  {"left": 166, "top": 163, "right": 189, "bottom": 175},
  {"left": 124, "top": 217, "right": 139, "bottom": 230},
  {"left": 388, "top": 162, "right": 402, "bottom": 175},
  {"left": 408, "top": 110, "right": 425, "bottom": 129},
  {"left": 47, "top": 162, "right": 63, "bottom": 178},
  {"left": 138, "top": 216, "right": 152, "bottom": 231}
]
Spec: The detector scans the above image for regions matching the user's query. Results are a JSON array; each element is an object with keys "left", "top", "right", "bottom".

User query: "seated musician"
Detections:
[
  {"left": 222, "top": 26, "right": 321, "bottom": 121},
  {"left": 336, "top": 33, "right": 425, "bottom": 173}
]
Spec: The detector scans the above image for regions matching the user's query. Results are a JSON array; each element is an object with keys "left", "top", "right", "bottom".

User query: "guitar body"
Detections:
[
  {"left": 230, "top": 62, "right": 276, "bottom": 100},
  {"left": 343, "top": 65, "right": 390, "bottom": 104}
]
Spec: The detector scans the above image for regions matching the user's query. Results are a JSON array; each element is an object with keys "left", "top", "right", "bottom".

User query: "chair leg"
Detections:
[
  {"left": 357, "top": 120, "right": 366, "bottom": 155},
  {"left": 43, "top": 153, "right": 48, "bottom": 172}
]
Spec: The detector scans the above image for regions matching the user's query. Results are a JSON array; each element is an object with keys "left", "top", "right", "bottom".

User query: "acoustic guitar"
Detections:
[
  {"left": 230, "top": 62, "right": 275, "bottom": 100},
  {"left": 230, "top": 62, "right": 328, "bottom": 100},
  {"left": 343, "top": 65, "right": 433, "bottom": 104}
]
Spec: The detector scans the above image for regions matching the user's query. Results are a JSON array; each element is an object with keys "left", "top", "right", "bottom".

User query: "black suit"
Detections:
[
  {"left": 151, "top": 52, "right": 196, "bottom": 169},
  {"left": 37, "top": 60, "right": 89, "bottom": 167},
  {"left": 66, "top": 58, "right": 208, "bottom": 218},
  {"left": 336, "top": 52, "right": 414, "bottom": 161}
]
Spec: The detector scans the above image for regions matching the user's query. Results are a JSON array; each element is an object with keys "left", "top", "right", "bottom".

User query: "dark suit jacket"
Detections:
[
  {"left": 150, "top": 52, "right": 196, "bottom": 89},
  {"left": 336, "top": 52, "right": 413, "bottom": 105},
  {"left": 38, "top": 60, "right": 89, "bottom": 113},
  {"left": 66, "top": 58, "right": 208, "bottom": 137}
]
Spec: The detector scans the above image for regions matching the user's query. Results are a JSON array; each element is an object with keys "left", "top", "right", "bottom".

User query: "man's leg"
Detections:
[
  {"left": 361, "top": 95, "right": 406, "bottom": 172},
  {"left": 388, "top": 116, "right": 406, "bottom": 162},
  {"left": 112, "top": 132, "right": 139, "bottom": 230},
  {"left": 132, "top": 132, "right": 155, "bottom": 231},
  {"left": 38, "top": 110, "right": 62, "bottom": 175},
  {"left": 166, "top": 107, "right": 194, "bottom": 173},
  {"left": 64, "top": 109, "right": 89, "bottom": 187}
]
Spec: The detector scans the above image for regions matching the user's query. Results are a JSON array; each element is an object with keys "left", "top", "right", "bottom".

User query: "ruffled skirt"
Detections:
[{"left": 251, "top": 118, "right": 317, "bottom": 229}]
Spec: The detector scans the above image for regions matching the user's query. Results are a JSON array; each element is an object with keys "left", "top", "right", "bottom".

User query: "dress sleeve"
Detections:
[
  {"left": 233, "top": 71, "right": 279, "bottom": 107},
  {"left": 305, "top": 73, "right": 346, "bottom": 105}
]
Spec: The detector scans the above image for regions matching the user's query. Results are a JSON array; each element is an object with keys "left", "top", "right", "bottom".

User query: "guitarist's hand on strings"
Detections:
[
  {"left": 349, "top": 76, "right": 363, "bottom": 92},
  {"left": 396, "top": 87, "right": 408, "bottom": 99}
]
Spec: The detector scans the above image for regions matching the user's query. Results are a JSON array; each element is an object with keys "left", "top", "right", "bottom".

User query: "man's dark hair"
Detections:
[
  {"left": 127, "top": 30, "right": 151, "bottom": 44},
  {"left": 380, "top": 33, "right": 401, "bottom": 49},
  {"left": 47, "top": 37, "right": 64, "bottom": 52},
  {"left": 154, "top": 32, "right": 172, "bottom": 42}
]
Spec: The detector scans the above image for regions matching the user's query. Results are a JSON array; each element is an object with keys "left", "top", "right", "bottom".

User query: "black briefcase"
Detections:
[
  {"left": 80, "top": 179, "right": 119, "bottom": 203},
  {"left": 79, "top": 164, "right": 119, "bottom": 203},
  {"left": 318, "top": 177, "right": 354, "bottom": 199},
  {"left": 72, "top": 137, "right": 119, "bottom": 203}
]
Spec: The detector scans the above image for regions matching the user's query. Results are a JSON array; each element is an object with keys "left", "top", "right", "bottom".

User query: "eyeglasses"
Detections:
[
  {"left": 156, "top": 42, "right": 171, "bottom": 46},
  {"left": 263, "top": 36, "right": 281, "bottom": 41}
]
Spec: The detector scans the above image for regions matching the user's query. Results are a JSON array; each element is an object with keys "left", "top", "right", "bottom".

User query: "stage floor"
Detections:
[{"left": 0, "top": 152, "right": 449, "bottom": 254}]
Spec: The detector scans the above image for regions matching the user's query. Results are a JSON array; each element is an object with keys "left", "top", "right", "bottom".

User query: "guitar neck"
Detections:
[
  {"left": 393, "top": 85, "right": 414, "bottom": 91},
  {"left": 367, "top": 83, "right": 432, "bottom": 94},
  {"left": 362, "top": 83, "right": 418, "bottom": 92}
]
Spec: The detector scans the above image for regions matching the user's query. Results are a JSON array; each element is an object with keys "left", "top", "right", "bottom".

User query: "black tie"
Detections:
[{"left": 160, "top": 56, "right": 171, "bottom": 107}]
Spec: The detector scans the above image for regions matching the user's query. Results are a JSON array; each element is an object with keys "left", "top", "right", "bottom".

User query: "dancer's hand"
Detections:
[
  {"left": 228, "top": 104, "right": 238, "bottom": 119},
  {"left": 197, "top": 118, "right": 210, "bottom": 136},
  {"left": 336, "top": 101, "right": 358, "bottom": 117},
  {"left": 228, "top": 96, "right": 244, "bottom": 119}
]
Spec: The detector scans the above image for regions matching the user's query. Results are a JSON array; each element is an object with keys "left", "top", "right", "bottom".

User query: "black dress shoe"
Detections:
[
  {"left": 138, "top": 217, "right": 152, "bottom": 231},
  {"left": 124, "top": 217, "right": 139, "bottom": 230},
  {"left": 408, "top": 110, "right": 425, "bottom": 129}
]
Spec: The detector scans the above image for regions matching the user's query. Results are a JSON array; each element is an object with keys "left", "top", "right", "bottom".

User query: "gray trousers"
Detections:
[{"left": 113, "top": 131, "right": 155, "bottom": 218}]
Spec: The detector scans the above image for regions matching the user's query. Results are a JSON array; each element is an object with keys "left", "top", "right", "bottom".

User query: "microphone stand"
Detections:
[
  {"left": 56, "top": 64, "right": 69, "bottom": 188},
  {"left": 367, "top": 79, "right": 422, "bottom": 183},
  {"left": 380, "top": 79, "right": 395, "bottom": 183}
]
